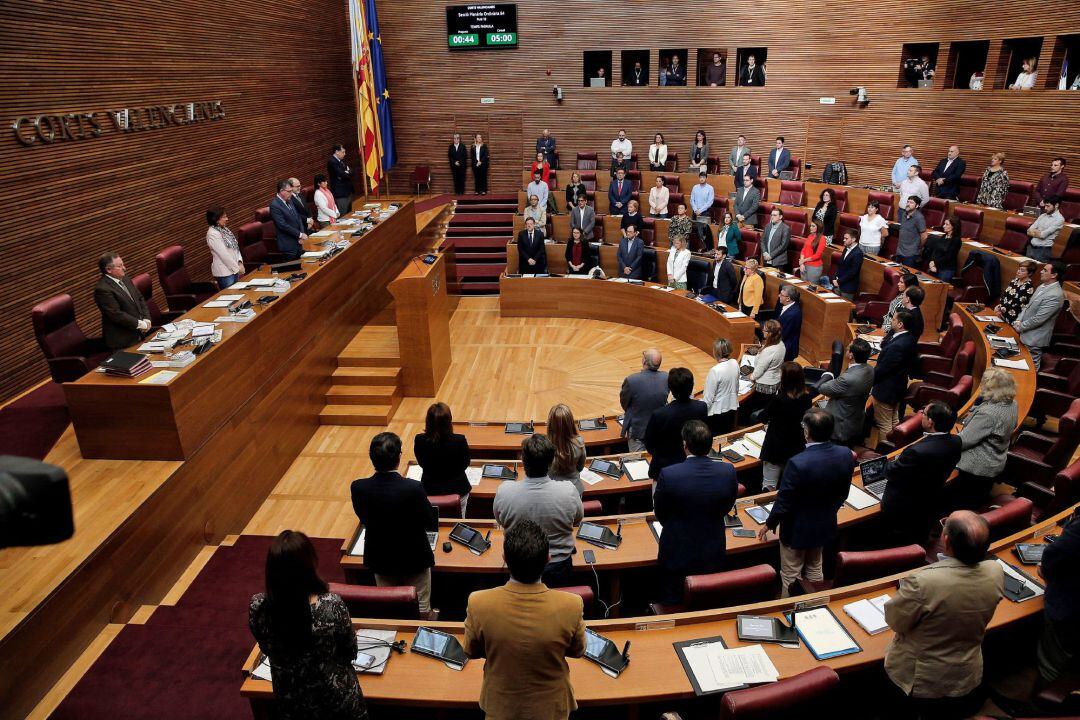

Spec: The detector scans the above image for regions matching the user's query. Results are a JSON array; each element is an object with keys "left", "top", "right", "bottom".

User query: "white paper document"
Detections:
[
  {"left": 817, "top": 291, "right": 840, "bottom": 299},
  {"left": 739, "top": 353, "right": 757, "bottom": 368},
  {"left": 138, "top": 370, "right": 179, "bottom": 385},
  {"left": 137, "top": 342, "right": 167, "bottom": 352},
  {"left": 967, "top": 241, "right": 990, "bottom": 248},
  {"left": 845, "top": 484, "right": 879, "bottom": 510},
  {"left": 824, "top": 298, "right": 848, "bottom": 304},
  {"left": 723, "top": 311, "right": 747, "bottom": 319},
  {"left": 993, "top": 358, "right": 1029, "bottom": 370},
  {"left": 579, "top": 468, "right": 604, "bottom": 486},
  {"left": 975, "top": 315, "right": 1001, "bottom": 322},
  {"left": 203, "top": 300, "right": 231, "bottom": 308},
  {"left": 843, "top": 594, "right": 891, "bottom": 635},
  {"left": 465, "top": 467, "right": 483, "bottom": 487},
  {"left": 995, "top": 558, "right": 1045, "bottom": 601},
  {"left": 738, "top": 379, "right": 754, "bottom": 396},
  {"left": 622, "top": 458, "right": 650, "bottom": 481},
  {"left": 302, "top": 250, "right": 329, "bottom": 259},
  {"left": 682, "top": 642, "right": 779, "bottom": 693},
  {"left": 311, "top": 230, "right": 335, "bottom": 238},
  {"left": 349, "top": 529, "right": 366, "bottom": 556},
  {"left": 405, "top": 464, "right": 423, "bottom": 481},
  {"left": 248, "top": 278, "right": 277, "bottom": 286},
  {"left": 791, "top": 608, "right": 860, "bottom": 657},
  {"left": 218, "top": 294, "right": 244, "bottom": 301},
  {"left": 229, "top": 282, "right": 251, "bottom": 290},
  {"left": 651, "top": 521, "right": 663, "bottom": 538}
]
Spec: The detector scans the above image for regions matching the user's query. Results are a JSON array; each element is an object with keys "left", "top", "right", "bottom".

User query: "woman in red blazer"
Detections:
[{"left": 799, "top": 219, "right": 827, "bottom": 285}]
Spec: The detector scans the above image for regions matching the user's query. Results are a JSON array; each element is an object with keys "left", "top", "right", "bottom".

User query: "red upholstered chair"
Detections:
[
  {"left": 131, "top": 272, "right": 182, "bottom": 329},
  {"left": 719, "top": 667, "right": 840, "bottom": 720},
  {"left": 867, "top": 191, "right": 895, "bottom": 220},
  {"left": 739, "top": 228, "right": 760, "bottom": 259},
  {"left": 919, "top": 167, "right": 933, "bottom": 183},
  {"left": 953, "top": 205, "right": 984, "bottom": 239},
  {"left": 782, "top": 208, "right": 808, "bottom": 237},
  {"left": 947, "top": 262, "right": 990, "bottom": 305},
  {"left": 327, "top": 582, "right": 420, "bottom": 619},
  {"left": 922, "top": 197, "right": 948, "bottom": 229},
  {"left": 786, "top": 156, "right": 802, "bottom": 181},
  {"left": 879, "top": 411, "right": 925, "bottom": 453},
  {"left": 664, "top": 153, "right": 678, "bottom": 172},
  {"left": 582, "top": 499, "right": 604, "bottom": 516},
  {"left": 31, "top": 294, "right": 109, "bottom": 383},
  {"left": 706, "top": 155, "right": 724, "bottom": 175},
  {"left": 1018, "top": 458, "right": 1080, "bottom": 519},
  {"left": 998, "top": 216, "right": 1034, "bottom": 253},
  {"left": 795, "top": 544, "right": 925, "bottom": 594},
  {"left": 786, "top": 236, "right": 806, "bottom": 269},
  {"left": 412, "top": 165, "right": 431, "bottom": 194},
  {"left": 755, "top": 201, "right": 774, "bottom": 229},
  {"left": 428, "top": 494, "right": 463, "bottom": 519},
  {"left": 666, "top": 192, "right": 685, "bottom": 217},
  {"left": 237, "top": 221, "right": 269, "bottom": 273},
  {"left": 1060, "top": 187, "right": 1080, "bottom": 223},
  {"left": 576, "top": 152, "right": 597, "bottom": 170},
  {"left": 649, "top": 564, "right": 778, "bottom": 615},
  {"left": 749, "top": 154, "right": 761, "bottom": 176},
  {"left": 921, "top": 339, "right": 976, "bottom": 389},
  {"left": 910, "top": 374, "right": 974, "bottom": 411},
  {"left": 641, "top": 217, "right": 656, "bottom": 246},
  {"left": 854, "top": 267, "right": 900, "bottom": 322},
  {"left": 547, "top": 171, "right": 559, "bottom": 191},
  {"left": 830, "top": 187, "right": 848, "bottom": 214},
  {"left": 978, "top": 497, "right": 1034, "bottom": 540},
  {"left": 1005, "top": 398, "right": 1080, "bottom": 479},
  {"left": 301, "top": 185, "right": 315, "bottom": 207},
  {"left": 662, "top": 175, "right": 681, "bottom": 193},
  {"left": 254, "top": 207, "right": 271, "bottom": 223},
  {"left": 551, "top": 150, "right": 561, "bottom": 170},
  {"left": 627, "top": 170, "right": 642, "bottom": 192},
  {"left": 837, "top": 212, "right": 860, "bottom": 240},
  {"left": 1003, "top": 180, "right": 1035, "bottom": 212},
  {"left": 155, "top": 245, "right": 217, "bottom": 312},
  {"left": 556, "top": 585, "right": 596, "bottom": 618},
  {"left": 1036, "top": 357, "right": 1080, "bottom": 396},
  {"left": 957, "top": 174, "right": 981, "bottom": 203},
  {"left": 709, "top": 197, "right": 728, "bottom": 224},
  {"left": 753, "top": 176, "right": 768, "bottom": 201},
  {"left": 778, "top": 181, "right": 805, "bottom": 206},
  {"left": 578, "top": 171, "right": 597, "bottom": 192},
  {"left": 919, "top": 313, "right": 963, "bottom": 356}
]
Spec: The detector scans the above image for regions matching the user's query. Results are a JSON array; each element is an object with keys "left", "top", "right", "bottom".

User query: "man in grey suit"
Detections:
[
  {"left": 816, "top": 339, "right": 874, "bottom": 445},
  {"left": 733, "top": 173, "right": 760, "bottom": 227},
  {"left": 1013, "top": 261, "right": 1065, "bottom": 370},
  {"left": 619, "top": 348, "right": 669, "bottom": 452},
  {"left": 269, "top": 178, "right": 308, "bottom": 260},
  {"left": 569, "top": 194, "right": 595, "bottom": 241},
  {"left": 728, "top": 135, "right": 751, "bottom": 174},
  {"left": 760, "top": 208, "right": 791, "bottom": 270}
]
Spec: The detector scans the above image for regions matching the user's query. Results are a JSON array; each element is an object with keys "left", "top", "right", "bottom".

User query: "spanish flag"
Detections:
[{"left": 349, "top": 0, "right": 382, "bottom": 191}]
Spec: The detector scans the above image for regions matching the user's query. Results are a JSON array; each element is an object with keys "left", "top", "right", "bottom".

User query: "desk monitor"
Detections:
[
  {"left": 411, "top": 627, "right": 469, "bottom": 667},
  {"left": 588, "top": 458, "right": 621, "bottom": 478},
  {"left": 589, "top": 77, "right": 606, "bottom": 88}
]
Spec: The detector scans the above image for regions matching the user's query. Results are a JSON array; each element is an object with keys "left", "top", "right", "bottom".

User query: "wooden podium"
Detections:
[{"left": 389, "top": 253, "right": 451, "bottom": 396}]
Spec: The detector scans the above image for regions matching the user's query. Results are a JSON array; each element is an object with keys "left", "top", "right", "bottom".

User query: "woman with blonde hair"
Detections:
[
  {"left": 547, "top": 403, "right": 586, "bottom": 496},
  {"left": 751, "top": 319, "right": 786, "bottom": 395},
  {"left": 667, "top": 235, "right": 691, "bottom": 290},
  {"left": 975, "top": 152, "right": 1010, "bottom": 209},
  {"left": 703, "top": 337, "right": 740, "bottom": 434},
  {"left": 946, "top": 367, "right": 1018, "bottom": 510},
  {"left": 1010, "top": 57, "right": 1038, "bottom": 90}
]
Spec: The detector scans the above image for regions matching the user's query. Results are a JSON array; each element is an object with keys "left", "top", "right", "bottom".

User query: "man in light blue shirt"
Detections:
[
  {"left": 690, "top": 172, "right": 715, "bottom": 249},
  {"left": 526, "top": 170, "right": 549, "bottom": 213},
  {"left": 891, "top": 145, "right": 919, "bottom": 189}
]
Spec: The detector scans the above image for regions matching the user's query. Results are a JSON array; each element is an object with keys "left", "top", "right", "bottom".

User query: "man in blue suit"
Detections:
[
  {"left": 617, "top": 224, "right": 644, "bottom": 279},
  {"left": 775, "top": 284, "right": 803, "bottom": 361},
  {"left": 654, "top": 420, "right": 739, "bottom": 604},
  {"left": 871, "top": 309, "right": 919, "bottom": 447},
  {"left": 269, "top": 178, "right": 307, "bottom": 260},
  {"left": 516, "top": 217, "right": 547, "bottom": 274},
  {"left": 760, "top": 408, "right": 854, "bottom": 596},
  {"left": 832, "top": 229, "right": 864, "bottom": 300},
  {"left": 767, "top": 136, "right": 791, "bottom": 178},
  {"left": 608, "top": 168, "right": 632, "bottom": 215},
  {"left": 644, "top": 367, "right": 708, "bottom": 479}
]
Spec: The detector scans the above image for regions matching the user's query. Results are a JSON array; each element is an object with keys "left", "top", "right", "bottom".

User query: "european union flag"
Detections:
[{"left": 364, "top": 0, "right": 396, "bottom": 171}]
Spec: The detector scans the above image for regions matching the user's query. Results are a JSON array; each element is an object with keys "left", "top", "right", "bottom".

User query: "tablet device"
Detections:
[
  {"left": 578, "top": 417, "right": 608, "bottom": 432},
  {"left": 411, "top": 627, "right": 469, "bottom": 667},
  {"left": 736, "top": 615, "right": 799, "bottom": 645},
  {"left": 584, "top": 629, "right": 629, "bottom": 676},
  {"left": 1013, "top": 543, "right": 1045, "bottom": 565},
  {"left": 481, "top": 464, "right": 516, "bottom": 481},
  {"left": 504, "top": 422, "right": 535, "bottom": 434},
  {"left": 577, "top": 521, "right": 622, "bottom": 549},
  {"left": 448, "top": 522, "right": 490, "bottom": 554},
  {"left": 588, "top": 458, "right": 622, "bottom": 478},
  {"left": 746, "top": 505, "right": 771, "bottom": 525}
]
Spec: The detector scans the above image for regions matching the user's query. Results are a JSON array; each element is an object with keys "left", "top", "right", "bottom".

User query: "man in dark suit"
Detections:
[
  {"left": 288, "top": 177, "right": 314, "bottom": 232},
  {"left": 760, "top": 408, "right": 854, "bottom": 596},
  {"left": 471, "top": 133, "right": 490, "bottom": 194},
  {"left": 570, "top": 194, "right": 595, "bottom": 241},
  {"left": 775, "top": 285, "right": 803, "bottom": 361},
  {"left": 624, "top": 61, "right": 647, "bottom": 86},
  {"left": 644, "top": 367, "right": 708, "bottom": 479},
  {"left": 535, "top": 129, "right": 557, "bottom": 168},
  {"left": 351, "top": 432, "right": 437, "bottom": 615},
  {"left": 448, "top": 133, "right": 468, "bottom": 195},
  {"left": 94, "top": 252, "right": 151, "bottom": 350},
  {"left": 767, "top": 136, "right": 790, "bottom": 178},
  {"left": 881, "top": 401, "right": 962, "bottom": 545},
  {"left": 620, "top": 348, "right": 669, "bottom": 452},
  {"left": 739, "top": 54, "right": 766, "bottom": 86},
  {"left": 1038, "top": 509, "right": 1080, "bottom": 684},
  {"left": 654, "top": 420, "right": 739, "bottom": 604},
  {"left": 872, "top": 310, "right": 919, "bottom": 447},
  {"left": 818, "top": 339, "right": 874, "bottom": 444},
  {"left": 930, "top": 145, "right": 966, "bottom": 200},
  {"left": 517, "top": 217, "right": 547, "bottom": 274},
  {"left": 733, "top": 173, "right": 760, "bottom": 226},
  {"left": 269, "top": 178, "right": 307, "bottom": 260},
  {"left": 701, "top": 246, "right": 739, "bottom": 303},
  {"left": 901, "top": 285, "right": 925, "bottom": 340},
  {"left": 663, "top": 55, "right": 686, "bottom": 86},
  {"left": 617, "top": 224, "right": 644, "bottom": 279},
  {"left": 327, "top": 143, "right": 353, "bottom": 214},
  {"left": 608, "top": 168, "right": 632, "bottom": 215},
  {"left": 833, "top": 230, "right": 864, "bottom": 300}
]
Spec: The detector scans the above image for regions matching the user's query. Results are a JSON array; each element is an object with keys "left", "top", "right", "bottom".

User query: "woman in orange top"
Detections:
[{"left": 798, "top": 219, "right": 827, "bottom": 286}]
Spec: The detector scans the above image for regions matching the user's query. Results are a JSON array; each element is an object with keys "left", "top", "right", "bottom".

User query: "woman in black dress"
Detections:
[
  {"left": 565, "top": 227, "right": 597, "bottom": 275},
  {"left": 921, "top": 216, "right": 962, "bottom": 282},
  {"left": 564, "top": 171, "right": 587, "bottom": 209},
  {"left": 249, "top": 531, "right": 368, "bottom": 720},
  {"left": 812, "top": 188, "right": 838, "bottom": 241},
  {"left": 414, "top": 401, "right": 472, "bottom": 516},
  {"left": 757, "top": 362, "right": 813, "bottom": 491}
]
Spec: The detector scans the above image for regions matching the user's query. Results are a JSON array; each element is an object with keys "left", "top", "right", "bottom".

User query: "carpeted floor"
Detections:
[
  {"left": 0, "top": 382, "right": 70, "bottom": 460},
  {"left": 50, "top": 535, "right": 346, "bottom": 720},
  {"left": 413, "top": 193, "right": 452, "bottom": 214}
]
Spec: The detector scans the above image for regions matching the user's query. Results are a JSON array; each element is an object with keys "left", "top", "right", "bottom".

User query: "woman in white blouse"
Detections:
[
  {"left": 703, "top": 337, "right": 740, "bottom": 434},
  {"left": 1010, "top": 57, "right": 1037, "bottom": 90},
  {"left": 750, "top": 320, "right": 786, "bottom": 395},
  {"left": 667, "top": 235, "right": 690, "bottom": 289},
  {"left": 313, "top": 174, "right": 339, "bottom": 227},
  {"left": 648, "top": 133, "right": 668, "bottom": 171},
  {"left": 858, "top": 200, "right": 889, "bottom": 257},
  {"left": 648, "top": 176, "right": 670, "bottom": 217},
  {"left": 205, "top": 206, "right": 244, "bottom": 290}
]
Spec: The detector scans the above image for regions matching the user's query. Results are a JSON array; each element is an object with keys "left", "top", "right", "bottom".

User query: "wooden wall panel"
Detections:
[
  {"left": 375, "top": 0, "right": 1080, "bottom": 197},
  {"left": 0, "top": 0, "right": 359, "bottom": 403}
]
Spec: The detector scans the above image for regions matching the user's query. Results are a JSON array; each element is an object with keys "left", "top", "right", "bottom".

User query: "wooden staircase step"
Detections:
[
  {"left": 325, "top": 385, "right": 400, "bottom": 404},
  {"left": 319, "top": 404, "right": 396, "bottom": 425},
  {"left": 331, "top": 366, "right": 401, "bottom": 385},
  {"left": 337, "top": 352, "right": 401, "bottom": 368}
]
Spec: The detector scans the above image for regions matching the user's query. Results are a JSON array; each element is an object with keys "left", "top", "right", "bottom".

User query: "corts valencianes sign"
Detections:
[{"left": 11, "top": 100, "right": 226, "bottom": 147}]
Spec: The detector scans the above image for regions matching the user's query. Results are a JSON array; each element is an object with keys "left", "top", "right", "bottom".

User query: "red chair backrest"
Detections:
[
  {"left": 556, "top": 585, "right": 596, "bottom": 617},
  {"left": 720, "top": 667, "right": 840, "bottom": 720},
  {"left": 238, "top": 221, "right": 269, "bottom": 268},
  {"left": 666, "top": 192, "right": 685, "bottom": 217},
  {"left": 411, "top": 166, "right": 430, "bottom": 183},
  {"left": 833, "top": 544, "right": 926, "bottom": 586},
  {"left": 940, "top": 314, "right": 964, "bottom": 357},
  {"left": 753, "top": 177, "right": 768, "bottom": 201},
  {"left": 947, "top": 375, "right": 975, "bottom": 409},
  {"left": 254, "top": 207, "right": 271, "bottom": 223},
  {"left": 31, "top": 293, "right": 87, "bottom": 360},
  {"left": 663, "top": 175, "right": 680, "bottom": 192},
  {"left": 979, "top": 497, "right": 1033, "bottom": 540},
  {"left": 327, "top": 582, "right": 420, "bottom": 619},
  {"left": 576, "top": 152, "right": 597, "bottom": 170},
  {"left": 998, "top": 216, "right": 1034, "bottom": 253},
  {"left": 837, "top": 212, "right": 860, "bottom": 240},
  {"left": 877, "top": 267, "right": 900, "bottom": 302},
  {"left": 782, "top": 208, "right": 808, "bottom": 238},
  {"left": 867, "top": 191, "right": 895, "bottom": 220},
  {"left": 830, "top": 187, "right": 848, "bottom": 214},
  {"left": 427, "top": 494, "right": 462, "bottom": 519},
  {"left": 956, "top": 341, "right": 976, "bottom": 376},
  {"left": 953, "top": 206, "right": 984, "bottom": 239},
  {"left": 923, "top": 197, "right": 947, "bottom": 228},
  {"left": 580, "top": 171, "right": 597, "bottom": 191},
  {"left": 958, "top": 174, "right": 981, "bottom": 203},
  {"left": 131, "top": 272, "right": 169, "bottom": 328},
  {"left": 885, "top": 411, "right": 925, "bottom": 449},
  {"left": 155, "top": 245, "right": 193, "bottom": 298},
  {"left": 778, "top": 181, "right": 805, "bottom": 207},
  {"left": 1045, "top": 398, "right": 1080, "bottom": 468},
  {"left": 1051, "top": 459, "right": 1080, "bottom": 514},
  {"left": 1003, "top": 180, "right": 1034, "bottom": 212},
  {"left": 787, "top": 156, "right": 802, "bottom": 181},
  {"left": 1060, "top": 187, "right": 1080, "bottom": 224},
  {"left": 749, "top": 154, "right": 761, "bottom": 173},
  {"left": 664, "top": 152, "right": 678, "bottom": 172},
  {"left": 684, "top": 564, "right": 778, "bottom": 611},
  {"left": 582, "top": 499, "right": 604, "bottom": 516}
]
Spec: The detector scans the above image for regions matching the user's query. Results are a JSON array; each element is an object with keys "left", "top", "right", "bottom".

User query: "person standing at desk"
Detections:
[
  {"left": 1033, "top": 157, "right": 1069, "bottom": 205},
  {"left": 833, "top": 229, "right": 865, "bottom": 301},
  {"left": 648, "top": 175, "right": 670, "bottom": 218},
  {"left": 668, "top": 203, "right": 692, "bottom": 247},
  {"left": 1013, "top": 260, "right": 1065, "bottom": 370},
  {"left": 690, "top": 172, "right": 715, "bottom": 250},
  {"left": 644, "top": 367, "right": 708, "bottom": 480},
  {"left": 703, "top": 338, "right": 740, "bottom": 434},
  {"left": 609, "top": 168, "right": 632, "bottom": 215},
  {"left": 759, "top": 408, "right": 854, "bottom": 596},
  {"left": 288, "top": 177, "right": 314, "bottom": 232},
  {"left": 535, "top": 128, "right": 557, "bottom": 168},
  {"left": 717, "top": 211, "right": 742, "bottom": 259},
  {"left": 775, "top": 285, "right": 802, "bottom": 360},
  {"left": 350, "top": 432, "right": 437, "bottom": 615},
  {"left": 565, "top": 227, "right": 596, "bottom": 275},
  {"left": 620, "top": 348, "right": 669, "bottom": 453},
  {"left": 448, "top": 133, "right": 468, "bottom": 195},
  {"left": 945, "top": 368, "right": 1018, "bottom": 511},
  {"left": 812, "top": 189, "right": 838, "bottom": 241},
  {"left": 897, "top": 165, "right": 929, "bottom": 222},
  {"left": 931, "top": 145, "right": 966, "bottom": 200},
  {"left": 760, "top": 208, "right": 791, "bottom": 270},
  {"left": 701, "top": 245, "right": 738, "bottom": 304},
  {"left": 564, "top": 172, "right": 587, "bottom": 210},
  {"left": 758, "top": 362, "right": 813, "bottom": 490},
  {"left": 523, "top": 194, "right": 547, "bottom": 232},
  {"left": 621, "top": 199, "right": 645, "bottom": 235},
  {"left": 738, "top": 258, "right": 764, "bottom": 318},
  {"left": 625, "top": 60, "right": 647, "bottom": 86},
  {"left": 617, "top": 224, "right": 644, "bottom": 279},
  {"left": 994, "top": 259, "right": 1037, "bottom": 324},
  {"left": 750, "top": 319, "right": 786, "bottom": 397},
  {"left": 766, "top": 136, "right": 790, "bottom": 179},
  {"left": 704, "top": 53, "right": 726, "bottom": 86},
  {"left": 894, "top": 196, "right": 928, "bottom": 267},
  {"left": 687, "top": 130, "right": 709, "bottom": 173},
  {"left": 270, "top": 178, "right": 308, "bottom": 261},
  {"left": 313, "top": 174, "right": 340, "bottom": 229},
  {"left": 94, "top": 252, "right": 151, "bottom": 350},
  {"left": 547, "top": 403, "right": 586, "bottom": 496},
  {"left": 871, "top": 309, "right": 918, "bottom": 444},
  {"left": 463, "top": 519, "right": 586, "bottom": 720},
  {"left": 662, "top": 55, "right": 686, "bottom": 86},
  {"left": 248, "top": 530, "right": 369, "bottom": 720},
  {"left": 733, "top": 173, "right": 761, "bottom": 227},
  {"left": 205, "top": 207, "right": 244, "bottom": 290},
  {"left": 471, "top": 133, "right": 489, "bottom": 195},
  {"left": 799, "top": 219, "right": 827, "bottom": 285},
  {"left": 974, "top": 152, "right": 1009, "bottom": 209},
  {"left": 729, "top": 134, "right": 751, "bottom": 174},
  {"left": 817, "top": 338, "right": 874, "bottom": 446},
  {"left": 922, "top": 217, "right": 961, "bottom": 282},
  {"left": 648, "top": 133, "right": 669, "bottom": 171},
  {"left": 517, "top": 217, "right": 547, "bottom": 274},
  {"left": 569, "top": 194, "right": 595, "bottom": 241},
  {"left": 891, "top": 144, "right": 919, "bottom": 190},
  {"left": 1026, "top": 196, "right": 1065, "bottom": 263},
  {"left": 654, "top": 419, "right": 739, "bottom": 604},
  {"left": 667, "top": 235, "right": 691, "bottom": 289},
  {"left": 610, "top": 129, "right": 632, "bottom": 168},
  {"left": 733, "top": 152, "right": 758, "bottom": 187},
  {"left": 883, "top": 511, "right": 1003, "bottom": 719},
  {"left": 858, "top": 200, "right": 889, "bottom": 257},
  {"left": 739, "top": 54, "right": 765, "bottom": 86},
  {"left": 414, "top": 402, "right": 472, "bottom": 517},
  {"left": 327, "top": 143, "right": 353, "bottom": 215},
  {"left": 1037, "top": 510, "right": 1080, "bottom": 684}
]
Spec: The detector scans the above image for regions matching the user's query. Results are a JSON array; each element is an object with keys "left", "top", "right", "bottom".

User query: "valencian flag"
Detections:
[
  {"left": 364, "top": 0, "right": 397, "bottom": 172},
  {"left": 348, "top": 0, "right": 396, "bottom": 192}
]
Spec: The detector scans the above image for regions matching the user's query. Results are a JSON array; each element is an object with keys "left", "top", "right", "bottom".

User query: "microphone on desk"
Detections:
[
  {"left": 621, "top": 641, "right": 631, "bottom": 663},
  {"left": 616, "top": 521, "right": 623, "bottom": 538},
  {"left": 484, "top": 529, "right": 491, "bottom": 545}
]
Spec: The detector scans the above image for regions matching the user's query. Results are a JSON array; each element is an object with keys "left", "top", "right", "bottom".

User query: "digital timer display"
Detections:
[{"left": 446, "top": 4, "right": 518, "bottom": 50}]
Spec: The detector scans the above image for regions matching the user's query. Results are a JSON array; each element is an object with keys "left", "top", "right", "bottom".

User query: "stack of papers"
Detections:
[
  {"left": 993, "top": 357, "right": 1029, "bottom": 370},
  {"left": 349, "top": 529, "right": 366, "bottom": 556},
  {"left": 967, "top": 241, "right": 990, "bottom": 248},
  {"left": 738, "top": 379, "right": 754, "bottom": 395},
  {"left": 817, "top": 291, "right": 840, "bottom": 299},
  {"left": 975, "top": 315, "right": 1001, "bottom": 322},
  {"left": 302, "top": 249, "right": 330, "bottom": 259},
  {"left": 203, "top": 300, "right": 231, "bottom": 308},
  {"left": 311, "top": 230, "right": 336, "bottom": 238},
  {"left": 723, "top": 311, "right": 747, "bottom": 319},
  {"left": 843, "top": 595, "right": 891, "bottom": 635},
  {"left": 405, "top": 464, "right": 423, "bottom": 481},
  {"left": 248, "top": 278, "right": 277, "bottom": 287},
  {"left": 845, "top": 484, "right": 879, "bottom": 510},
  {"left": 138, "top": 370, "right": 179, "bottom": 385},
  {"left": 739, "top": 353, "right": 757, "bottom": 368},
  {"left": 681, "top": 642, "right": 779, "bottom": 692},
  {"left": 621, "top": 458, "right": 650, "bottom": 481},
  {"left": 137, "top": 341, "right": 167, "bottom": 353},
  {"left": 465, "top": 467, "right": 483, "bottom": 486},
  {"left": 579, "top": 468, "right": 604, "bottom": 486},
  {"left": 216, "top": 309, "right": 256, "bottom": 323}
]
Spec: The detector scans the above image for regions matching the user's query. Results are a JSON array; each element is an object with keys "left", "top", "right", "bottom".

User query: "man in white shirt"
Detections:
[
  {"left": 526, "top": 171, "right": 550, "bottom": 214},
  {"left": 1026, "top": 197, "right": 1065, "bottom": 263},
  {"left": 891, "top": 145, "right": 920, "bottom": 189},
  {"left": 898, "top": 165, "right": 929, "bottom": 221},
  {"left": 610, "top": 130, "right": 632, "bottom": 168}
]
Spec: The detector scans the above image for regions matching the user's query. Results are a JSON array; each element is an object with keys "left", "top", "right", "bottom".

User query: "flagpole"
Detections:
[{"left": 348, "top": 0, "right": 370, "bottom": 200}]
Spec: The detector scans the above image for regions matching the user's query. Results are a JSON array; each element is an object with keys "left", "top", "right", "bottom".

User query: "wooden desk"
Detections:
[
  {"left": 64, "top": 203, "right": 419, "bottom": 460},
  {"left": 755, "top": 267, "right": 854, "bottom": 365},
  {"left": 244, "top": 503, "right": 1076, "bottom": 712},
  {"left": 454, "top": 418, "right": 626, "bottom": 460}
]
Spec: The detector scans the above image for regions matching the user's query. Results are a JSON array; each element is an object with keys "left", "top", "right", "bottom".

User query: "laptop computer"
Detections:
[
  {"left": 779, "top": 171, "right": 794, "bottom": 181},
  {"left": 860, "top": 457, "right": 889, "bottom": 498},
  {"left": 426, "top": 505, "right": 439, "bottom": 550},
  {"left": 917, "top": 79, "right": 933, "bottom": 89},
  {"left": 589, "top": 77, "right": 606, "bottom": 88}
]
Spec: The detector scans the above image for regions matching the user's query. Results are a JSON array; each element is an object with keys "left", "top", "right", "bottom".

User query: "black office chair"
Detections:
[
  {"left": 805, "top": 339, "right": 844, "bottom": 387},
  {"left": 686, "top": 257, "right": 710, "bottom": 293},
  {"left": 642, "top": 248, "right": 658, "bottom": 282}
]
